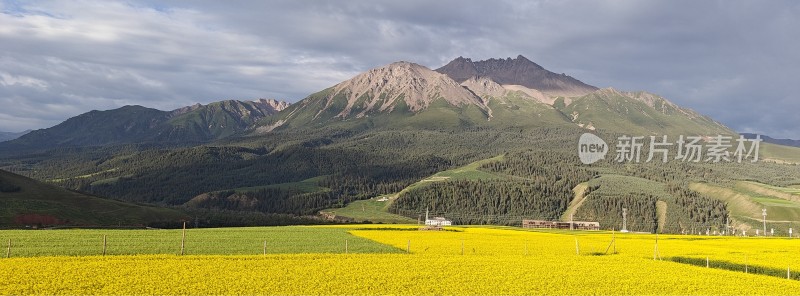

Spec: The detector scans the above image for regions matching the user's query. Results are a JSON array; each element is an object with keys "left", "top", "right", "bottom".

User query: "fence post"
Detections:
[
  {"left": 407, "top": 240, "right": 410, "bottom": 254},
  {"left": 180, "top": 221, "right": 186, "bottom": 256},
  {"left": 461, "top": 239, "right": 464, "bottom": 255},
  {"left": 103, "top": 235, "right": 107, "bottom": 256},
  {"left": 263, "top": 240, "right": 267, "bottom": 257},
  {"left": 613, "top": 230, "right": 617, "bottom": 254},
  {"left": 574, "top": 237, "right": 580, "bottom": 255},
  {"left": 345, "top": 239, "right": 348, "bottom": 254},
  {"left": 5, "top": 239, "right": 10, "bottom": 258},
  {"left": 706, "top": 256, "right": 709, "bottom": 268}
]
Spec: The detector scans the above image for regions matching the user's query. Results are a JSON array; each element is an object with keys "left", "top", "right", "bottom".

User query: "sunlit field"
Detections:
[{"left": 2, "top": 226, "right": 800, "bottom": 295}]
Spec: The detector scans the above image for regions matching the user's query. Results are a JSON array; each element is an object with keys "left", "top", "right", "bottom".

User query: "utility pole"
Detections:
[
  {"left": 621, "top": 208, "right": 628, "bottom": 233},
  {"left": 726, "top": 218, "right": 730, "bottom": 236},
  {"left": 762, "top": 209, "right": 767, "bottom": 237}
]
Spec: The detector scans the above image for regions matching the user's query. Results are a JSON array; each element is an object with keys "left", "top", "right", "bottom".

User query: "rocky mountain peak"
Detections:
[
  {"left": 326, "top": 61, "right": 485, "bottom": 118},
  {"left": 436, "top": 55, "right": 598, "bottom": 97},
  {"left": 435, "top": 57, "right": 479, "bottom": 82}
]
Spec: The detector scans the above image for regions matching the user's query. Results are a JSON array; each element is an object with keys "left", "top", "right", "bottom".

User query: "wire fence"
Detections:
[
  {"left": 0, "top": 227, "right": 401, "bottom": 258},
  {"left": 390, "top": 209, "right": 800, "bottom": 237}
]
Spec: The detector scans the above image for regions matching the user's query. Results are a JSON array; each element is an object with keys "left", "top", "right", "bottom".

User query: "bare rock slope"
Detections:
[
  {"left": 436, "top": 55, "right": 598, "bottom": 97},
  {"left": 321, "top": 61, "right": 487, "bottom": 118}
]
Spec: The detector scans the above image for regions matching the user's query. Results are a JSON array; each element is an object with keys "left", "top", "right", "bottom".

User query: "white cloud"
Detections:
[{"left": 0, "top": 72, "right": 49, "bottom": 89}]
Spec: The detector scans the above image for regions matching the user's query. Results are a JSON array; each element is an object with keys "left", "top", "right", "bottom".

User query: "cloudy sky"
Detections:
[{"left": 0, "top": 1, "right": 798, "bottom": 138}]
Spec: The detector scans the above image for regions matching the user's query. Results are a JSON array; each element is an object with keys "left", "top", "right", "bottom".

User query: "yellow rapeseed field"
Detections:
[{"left": 2, "top": 226, "right": 800, "bottom": 295}]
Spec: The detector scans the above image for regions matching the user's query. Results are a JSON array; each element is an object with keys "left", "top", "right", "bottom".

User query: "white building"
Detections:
[{"left": 424, "top": 208, "right": 452, "bottom": 226}]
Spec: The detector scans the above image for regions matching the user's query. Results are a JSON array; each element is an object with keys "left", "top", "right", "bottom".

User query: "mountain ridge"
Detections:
[
  {"left": 1, "top": 55, "right": 736, "bottom": 152},
  {"left": 742, "top": 133, "right": 800, "bottom": 148},
  {"left": 262, "top": 57, "right": 731, "bottom": 136},
  {"left": 0, "top": 99, "right": 289, "bottom": 152},
  {"left": 436, "top": 55, "right": 599, "bottom": 97},
  {"left": 554, "top": 87, "right": 732, "bottom": 135}
]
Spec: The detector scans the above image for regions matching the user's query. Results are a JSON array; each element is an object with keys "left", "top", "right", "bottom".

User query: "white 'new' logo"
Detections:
[{"left": 578, "top": 133, "right": 608, "bottom": 164}]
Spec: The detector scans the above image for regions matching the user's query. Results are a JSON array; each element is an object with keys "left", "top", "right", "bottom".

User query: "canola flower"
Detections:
[
  {"left": 351, "top": 226, "right": 800, "bottom": 268},
  {"left": 4, "top": 253, "right": 800, "bottom": 295},
  {"left": 2, "top": 226, "right": 800, "bottom": 294}
]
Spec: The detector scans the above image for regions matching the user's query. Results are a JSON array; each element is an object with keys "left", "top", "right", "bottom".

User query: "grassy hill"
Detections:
[
  {"left": 761, "top": 142, "right": 800, "bottom": 164},
  {"left": 320, "top": 199, "right": 416, "bottom": 224},
  {"left": 0, "top": 170, "right": 187, "bottom": 227},
  {"left": 690, "top": 181, "right": 800, "bottom": 233}
]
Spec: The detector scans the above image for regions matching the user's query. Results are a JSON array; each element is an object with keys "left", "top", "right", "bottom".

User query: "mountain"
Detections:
[
  {"left": 0, "top": 130, "right": 31, "bottom": 142},
  {"left": 436, "top": 55, "right": 598, "bottom": 97},
  {"left": 0, "top": 99, "right": 288, "bottom": 152},
  {"left": 263, "top": 58, "right": 730, "bottom": 136},
  {"left": 742, "top": 133, "right": 800, "bottom": 148},
  {"left": 263, "top": 61, "right": 493, "bottom": 131},
  {"left": 0, "top": 169, "right": 186, "bottom": 227}
]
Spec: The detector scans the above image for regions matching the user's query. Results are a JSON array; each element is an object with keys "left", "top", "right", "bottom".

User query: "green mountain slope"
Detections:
[
  {"left": 0, "top": 169, "right": 187, "bottom": 227},
  {"left": 555, "top": 88, "right": 733, "bottom": 136},
  {"left": 7, "top": 105, "right": 171, "bottom": 148},
  {"left": 168, "top": 99, "right": 288, "bottom": 140},
  {"left": 761, "top": 142, "right": 800, "bottom": 164},
  {"left": 0, "top": 99, "right": 287, "bottom": 153}
]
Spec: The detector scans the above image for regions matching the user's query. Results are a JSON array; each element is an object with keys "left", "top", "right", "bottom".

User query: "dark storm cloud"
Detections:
[{"left": 0, "top": 0, "right": 798, "bottom": 138}]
